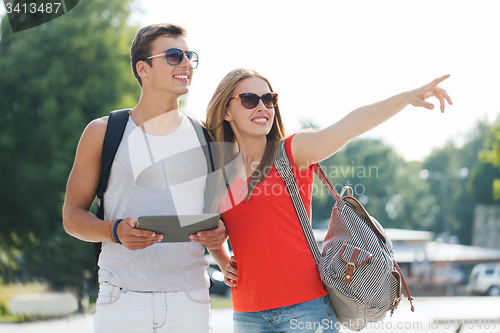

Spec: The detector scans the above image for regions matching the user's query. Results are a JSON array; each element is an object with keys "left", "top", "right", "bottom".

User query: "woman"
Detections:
[{"left": 204, "top": 68, "right": 451, "bottom": 332}]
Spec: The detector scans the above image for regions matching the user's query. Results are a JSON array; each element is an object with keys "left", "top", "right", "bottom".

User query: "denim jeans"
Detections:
[
  {"left": 94, "top": 282, "right": 212, "bottom": 333},
  {"left": 233, "top": 296, "right": 339, "bottom": 333}
]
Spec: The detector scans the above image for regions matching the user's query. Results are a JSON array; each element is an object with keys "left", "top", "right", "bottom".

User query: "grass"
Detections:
[
  {"left": 210, "top": 296, "right": 233, "bottom": 309},
  {"left": 0, "top": 281, "right": 49, "bottom": 299},
  {"left": 0, "top": 281, "right": 50, "bottom": 322},
  {"left": 0, "top": 282, "right": 232, "bottom": 322}
]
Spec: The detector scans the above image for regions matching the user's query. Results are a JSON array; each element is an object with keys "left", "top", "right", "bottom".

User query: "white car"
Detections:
[{"left": 466, "top": 263, "right": 500, "bottom": 296}]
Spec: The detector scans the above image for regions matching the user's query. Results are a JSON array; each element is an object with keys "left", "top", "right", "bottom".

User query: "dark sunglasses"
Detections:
[
  {"left": 142, "top": 48, "right": 199, "bottom": 69},
  {"left": 228, "top": 92, "right": 278, "bottom": 109}
]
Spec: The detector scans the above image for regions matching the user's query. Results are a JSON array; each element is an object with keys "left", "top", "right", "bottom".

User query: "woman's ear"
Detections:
[{"left": 224, "top": 109, "right": 232, "bottom": 122}]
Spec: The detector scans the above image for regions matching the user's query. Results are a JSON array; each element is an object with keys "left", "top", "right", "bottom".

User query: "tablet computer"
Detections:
[{"left": 135, "top": 214, "right": 220, "bottom": 243}]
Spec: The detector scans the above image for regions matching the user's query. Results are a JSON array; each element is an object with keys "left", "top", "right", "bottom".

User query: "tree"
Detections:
[
  {"left": 0, "top": 0, "right": 140, "bottom": 298},
  {"left": 478, "top": 117, "right": 500, "bottom": 200},
  {"left": 422, "top": 120, "right": 499, "bottom": 245},
  {"left": 311, "top": 137, "right": 432, "bottom": 232}
]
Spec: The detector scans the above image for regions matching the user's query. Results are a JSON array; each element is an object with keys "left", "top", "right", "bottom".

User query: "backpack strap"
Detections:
[
  {"left": 187, "top": 115, "right": 215, "bottom": 173},
  {"left": 185, "top": 116, "right": 217, "bottom": 288},
  {"left": 93, "top": 109, "right": 130, "bottom": 284},
  {"left": 273, "top": 139, "right": 323, "bottom": 264},
  {"left": 393, "top": 260, "right": 415, "bottom": 313},
  {"left": 96, "top": 109, "right": 131, "bottom": 210}
]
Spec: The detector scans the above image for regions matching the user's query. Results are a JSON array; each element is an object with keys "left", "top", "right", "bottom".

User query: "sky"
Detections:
[{"left": 2, "top": 0, "right": 500, "bottom": 161}]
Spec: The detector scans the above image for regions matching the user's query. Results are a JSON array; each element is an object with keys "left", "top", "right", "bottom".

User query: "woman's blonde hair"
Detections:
[{"left": 205, "top": 68, "right": 287, "bottom": 200}]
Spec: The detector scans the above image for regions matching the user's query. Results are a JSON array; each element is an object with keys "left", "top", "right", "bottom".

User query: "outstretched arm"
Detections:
[{"left": 292, "top": 75, "right": 453, "bottom": 171}]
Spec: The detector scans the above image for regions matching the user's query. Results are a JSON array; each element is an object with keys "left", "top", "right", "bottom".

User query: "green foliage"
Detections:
[
  {"left": 478, "top": 117, "right": 500, "bottom": 200},
  {"left": 0, "top": 297, "right": 26, "bottom": 322},
  {"left": 0, "top": 297, "right": 9, "bottom": 316},
  {"left": 468, "top": 162, "right": 500, "bottom": 203},
  {"left": 422, "top": 143, "right": 468, "bottom": 242},
  {"left": 0, "top": 0, "right": 140, "bottom": 291},
  {"left": 311, "top": 138, "right": 432, "bottom": 231},
  {"left": 468, "top": 118, "right": 500, "bottom": 203},
  {"left": 494, "top": 180, "right": 500, "bottom": 201},
  {"left": 422, "top": 119, "right": 499, "bottom": 244}
]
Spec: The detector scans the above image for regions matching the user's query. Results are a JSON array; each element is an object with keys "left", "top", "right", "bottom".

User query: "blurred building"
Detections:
[
  {"left": 472, "top": 204, "right": 500, "bottom": 250},
  {"left": 314, "top": 228, "right": 500, "bottom": 296}
]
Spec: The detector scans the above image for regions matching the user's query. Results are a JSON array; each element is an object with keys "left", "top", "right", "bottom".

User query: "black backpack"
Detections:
[{"left": 92, "top": 109, "right": 215, "bottom": 284}]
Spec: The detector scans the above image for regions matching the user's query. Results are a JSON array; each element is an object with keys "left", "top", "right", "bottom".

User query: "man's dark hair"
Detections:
[{"left": 130, "top": 23, "right": 187, "bottom": 86}]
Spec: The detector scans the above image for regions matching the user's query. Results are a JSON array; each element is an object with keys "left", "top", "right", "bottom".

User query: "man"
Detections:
[{"left": 63, "top": 23, "right": 230, "bottom": 332}]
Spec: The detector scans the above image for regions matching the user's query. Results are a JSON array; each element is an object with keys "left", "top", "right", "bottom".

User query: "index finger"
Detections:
[{"left": 431, "top": 74, "right": 450, "bottom": 86}]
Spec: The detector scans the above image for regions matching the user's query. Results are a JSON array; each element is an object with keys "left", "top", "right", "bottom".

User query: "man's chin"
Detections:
[{"left": 176, "top": 86, "right": 190, "bottom": 96}]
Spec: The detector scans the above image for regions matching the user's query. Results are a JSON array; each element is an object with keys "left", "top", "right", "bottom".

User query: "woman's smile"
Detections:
[{"left": 251, "top": 116, "right": 269, "bottom": 124}]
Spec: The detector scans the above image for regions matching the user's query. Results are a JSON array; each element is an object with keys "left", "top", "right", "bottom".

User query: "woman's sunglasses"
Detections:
[
  {"left": 228, "top": 92, "right": 278, "bottom": 109},
  {"left": 142, "top": 48, "right": 199, "bottom": 69}
]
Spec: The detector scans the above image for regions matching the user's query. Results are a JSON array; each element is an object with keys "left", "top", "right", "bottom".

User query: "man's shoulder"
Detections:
[
  {"left": 79, "top": 116, "right": 109, "bottom": 150},
  {"left": 85, "top": 116, "right": 108, "bottom": 137},
  {"left": 90, "top": 116, "right": 109, "bottom": 129}
]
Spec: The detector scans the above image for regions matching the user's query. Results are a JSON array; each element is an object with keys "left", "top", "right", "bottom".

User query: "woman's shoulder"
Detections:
[{"left": 286, "top": 128, "right": 324, "bottom": 172}]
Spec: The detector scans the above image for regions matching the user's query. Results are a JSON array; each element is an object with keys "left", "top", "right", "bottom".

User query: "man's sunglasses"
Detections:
[
  {"left": 228, "top": 92, "right": 278, "bottom": 109},
  {"left": 142, "top": 48, "right": 199, "bottom": 69}
]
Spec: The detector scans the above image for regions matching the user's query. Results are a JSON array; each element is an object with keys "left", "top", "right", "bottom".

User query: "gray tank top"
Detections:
[{"left": 99, "top": 113, "right": 210, "bottom": 292}]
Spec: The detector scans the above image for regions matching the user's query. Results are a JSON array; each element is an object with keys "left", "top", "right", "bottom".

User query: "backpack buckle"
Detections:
[
  {"left": 276, "top": 163, "right": 293, "bottom": 181},
  {"left": 344, "top": 262, "right": 356, "bottom": 284}
]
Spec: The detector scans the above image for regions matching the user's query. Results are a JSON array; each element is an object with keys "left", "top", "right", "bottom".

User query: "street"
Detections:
[{"left": 0, "top": 297, "right": 499, "bottom": 333}]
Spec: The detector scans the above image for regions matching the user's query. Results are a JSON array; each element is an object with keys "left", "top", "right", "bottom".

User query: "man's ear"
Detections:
[{"left": 136, "top": 61, "right": 149, "bottom": 81}]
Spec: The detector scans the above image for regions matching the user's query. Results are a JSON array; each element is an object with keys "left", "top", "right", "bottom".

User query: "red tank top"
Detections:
[{"left": 220, "top": 135, "right": 327, "bottom": 312}]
